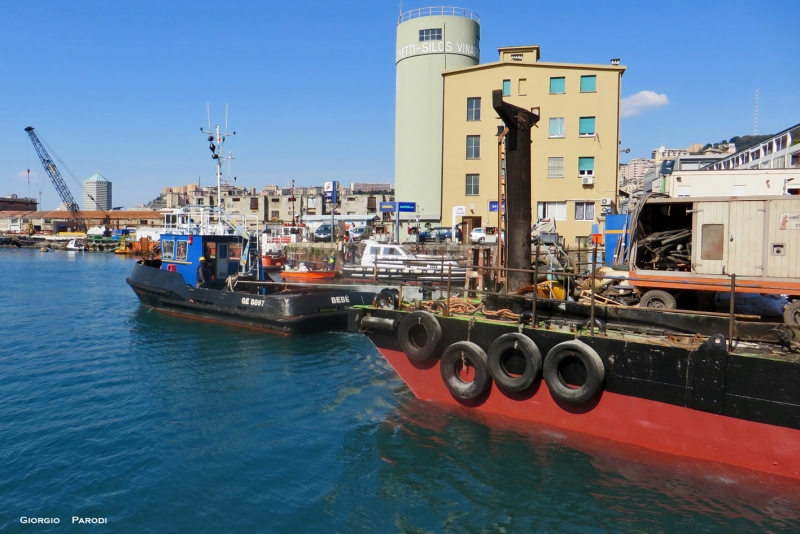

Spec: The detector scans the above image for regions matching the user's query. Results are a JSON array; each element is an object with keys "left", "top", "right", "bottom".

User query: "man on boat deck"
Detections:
[{"left": 197, "top": 256, "right": 211, "bottom": 288}]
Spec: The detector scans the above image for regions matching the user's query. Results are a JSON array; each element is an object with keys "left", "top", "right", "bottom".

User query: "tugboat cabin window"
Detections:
[
  {"left": 176, "top": 240, "right": 188, "bottom": 261},
  {"left": 205, "top": 242, "right": 216, "bottom": 259},
  {"left": 229, "top": 244, "right": 241, "bottom": 261},
  {"left": 162, "top": 240, "right": 175, "bottom": 260}
]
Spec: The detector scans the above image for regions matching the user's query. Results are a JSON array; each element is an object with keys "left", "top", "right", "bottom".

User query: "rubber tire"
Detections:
[
  {"left": 543, "top": 340, "right": 605, "bottom": 405},
  {"left": 639, "top": 289, "right": 677, "bottom": 309},
  {"left": 440, "top": 341, "right": 491, "bottom": 400},
  {"left": 785, "top": 300, "right": 800, "bottom": 326},
  {"left": 478, "top": 237, "right": 485, "bottom": 244},
  {"left": 397, "top": 311, "right": 443, "bottom": 362},
  {"left": 487, "top": 333, "right": 542, "bottom": 392}
]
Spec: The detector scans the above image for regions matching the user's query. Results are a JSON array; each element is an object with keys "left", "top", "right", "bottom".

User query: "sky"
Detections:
[{"left": 1, "top": 0, "right": 796, "bottom": 210}]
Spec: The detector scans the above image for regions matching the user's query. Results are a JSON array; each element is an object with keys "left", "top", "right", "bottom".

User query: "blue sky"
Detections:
[{"left": 1, "top": 0, "right": 796, "bottom": 209}]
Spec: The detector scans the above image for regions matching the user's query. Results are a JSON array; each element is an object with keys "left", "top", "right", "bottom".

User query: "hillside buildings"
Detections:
[{"left": 707, "top": 123, "right": 800, "bottom": 171}]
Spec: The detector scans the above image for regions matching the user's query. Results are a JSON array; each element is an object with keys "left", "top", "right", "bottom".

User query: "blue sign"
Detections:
[
  {"left": 398, "top": 202, "right": 416, "bottom": 212},
  {"left": 379, "top": 201, "right": 398, "bottom": 212},
  {"left": 489, "top": 201, "right": 506, "bottom": 212},
  {"left": 324, "top": 181, "right": 339, "bottom": 204}
]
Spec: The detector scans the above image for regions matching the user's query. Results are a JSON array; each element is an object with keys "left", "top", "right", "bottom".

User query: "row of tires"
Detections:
[{"left": 396, "top": 311, "right": 605, "bottom": 405}]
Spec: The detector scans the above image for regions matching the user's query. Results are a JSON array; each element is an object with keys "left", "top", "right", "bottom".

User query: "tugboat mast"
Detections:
[{"left": 201, "top": 102, "right": 236, "bottom": 209}]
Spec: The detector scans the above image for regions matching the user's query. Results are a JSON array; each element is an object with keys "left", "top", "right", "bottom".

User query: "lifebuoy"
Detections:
[
  {"left": 397, "top": 311, "right": 442, "bottom": 361},
  {"left": 440, "top": 341, "right": 491, "bottom": 400},
  {"left": 487, "top": 333, "right": 542, "bottom": 392},
  {"left": 543, "top": 340, "right": 604, "bottom": 404}
]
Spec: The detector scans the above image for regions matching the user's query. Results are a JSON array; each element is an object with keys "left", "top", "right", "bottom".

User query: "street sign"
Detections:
[
  {"left": 323, "top": 181, "right": 338, "bottom": 204},
  {"left": 379, "top": 201, "right": 398, "bottom": 212},
  {"left": 489, "top": 201, "right": 506, "bottom": 212},
  {"left": 398, "top": 202, "right": 416, "bottom": 212}
]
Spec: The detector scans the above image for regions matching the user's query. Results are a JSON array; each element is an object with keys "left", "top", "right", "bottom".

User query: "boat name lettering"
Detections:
[
  {"left": 241, "top": 297, "right": 265, "bottom": 307},
  {"left": 331, "top": 296, "right": 350, "bottom": 304}
]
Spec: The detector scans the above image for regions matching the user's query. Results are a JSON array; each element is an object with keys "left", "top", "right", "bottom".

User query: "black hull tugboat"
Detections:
[{"left": 126, "top": 115, "right": 376, "bottom": 334}]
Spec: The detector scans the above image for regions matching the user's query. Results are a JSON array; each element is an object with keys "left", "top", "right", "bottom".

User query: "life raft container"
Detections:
[
  {"left": 542, "top": 340, "right": 604, "bottom": 404},
  {"left": 487, "top": 333, "right": 542, "bottom": 392},
  {"left": 440, "top": 341, "right": 491, "bottom": 400},
  {"left": 397, "top": 311, "right": 442, "bottom": 361}
]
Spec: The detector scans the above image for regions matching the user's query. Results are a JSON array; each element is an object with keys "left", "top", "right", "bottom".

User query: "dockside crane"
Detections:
[{"left": 25, "top": 126, "right": 88, "bottom": 232}]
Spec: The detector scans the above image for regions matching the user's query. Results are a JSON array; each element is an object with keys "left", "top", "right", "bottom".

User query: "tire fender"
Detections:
[
  {"left": 397, "top": 311, "right": 442, "bottom": 362},
  {"left": 543, "top": 340, "right": 605, "bottom": 404},
  {"left": 440, "top": 341, "right": 491, "bottom": 400},
  {"left": 487, "top": 334, "right": 542, "bottom": 392}
]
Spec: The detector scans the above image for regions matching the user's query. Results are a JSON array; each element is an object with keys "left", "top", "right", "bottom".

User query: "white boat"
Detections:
[
  {"left": 343, "top": 240, "right": 466, "bottom": 281},
  {"left": 66, "top": 239, "right": 87, "bottom": 251}
]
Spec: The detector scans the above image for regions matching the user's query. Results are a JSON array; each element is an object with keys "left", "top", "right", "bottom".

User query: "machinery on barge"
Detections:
[{"left": 348, "top": 90, "right": 800, "bottom": 480}]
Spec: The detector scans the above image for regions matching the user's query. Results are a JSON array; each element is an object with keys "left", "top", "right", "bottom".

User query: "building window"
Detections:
[
  {"left": 580, "top": 75, "right": 597, "bottom": 92},
  {"left": 250, "top": 198, "right": 259, "bottom": 210},
  {"left": 579, "top": 117, "right": 596, "bottom": 136},
  {"left": 466, "top": 174, "right": 480, "bottom": 195},
  {"left": 578, "top": 157, "right": 595, "bottom": 176},
  {"left": 574, "top": 202, "right": 595, "bottom": 221},
  {"left": 511, "top": 53, "right": 523, "bottom": 61},
  {"left": 550, "top": 77, "right": 565, "bottom": 94},
  {"left": 467, "top": 97, "right": 481, "bottom": 121},
  {"left": 547, "top": 157, "right": 564, "bottom": 178},
  {"left": 537, "top": 201, "right": 566, "bottom": 221},
  {"left": 466, "top": 135, "right": 481, "bottom": 159},
  {"left": 197, "top": 198, "right": 204, "bottom": 205},
  {"left": 549, "top": 118, "right": 565, "bottom": 138},
  {"left": 419, "top": 28, "right": 442, "bottom": 41},
  {"left": 502, "top": 79, "right": 511, "bottom": 96},
  {"left": 271, "top": 211, "right": 280, "bottom": 219},
  {"left": 518, "top": 78, "right": 527, "bottom": 95}
]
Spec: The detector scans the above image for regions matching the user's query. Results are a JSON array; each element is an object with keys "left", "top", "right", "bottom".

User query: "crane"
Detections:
[{"left": 25, "top": 126, "right": 88, "bottom": 232}]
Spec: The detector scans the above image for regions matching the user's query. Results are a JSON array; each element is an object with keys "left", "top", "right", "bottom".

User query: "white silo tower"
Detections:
[{"left": 395, "top": 7, "right": 480, "bottom": 220}]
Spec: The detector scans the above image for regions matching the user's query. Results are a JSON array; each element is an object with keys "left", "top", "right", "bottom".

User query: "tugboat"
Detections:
[
  {"left": 126, "top": 112, "right": 376, "bottom": 334},
  {"left": 347, "top": 91, "right": 800, "bottom": 480}
]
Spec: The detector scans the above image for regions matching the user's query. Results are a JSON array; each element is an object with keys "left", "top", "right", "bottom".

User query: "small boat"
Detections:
[
  {"left": 66, "top": 239, "right": 87, "bottom": 251},
  {"left": 39, "top": 246, "right": 49, "bottom": 252},
  {"left": 280, "top": 268, "right": 337, "bottom": 281}
]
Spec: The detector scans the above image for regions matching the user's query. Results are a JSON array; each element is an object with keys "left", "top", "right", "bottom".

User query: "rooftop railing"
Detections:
[{"left": 397, "top": 6, "right": 479, "bottom": 25}]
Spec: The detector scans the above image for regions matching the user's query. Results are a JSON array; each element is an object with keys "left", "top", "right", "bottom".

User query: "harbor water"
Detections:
[{"left": 2, "top": 249, "right": 800, "bottom": 532}]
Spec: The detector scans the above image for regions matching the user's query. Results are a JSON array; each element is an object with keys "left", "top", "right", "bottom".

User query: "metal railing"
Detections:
[{"left": 397, "top": 6, "right": 479, "bottom": 25}]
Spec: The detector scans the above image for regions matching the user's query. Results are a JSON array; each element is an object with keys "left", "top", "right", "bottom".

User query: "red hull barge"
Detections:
[{"left": 350, "top": 308, "right": 800, "bottom": 481}]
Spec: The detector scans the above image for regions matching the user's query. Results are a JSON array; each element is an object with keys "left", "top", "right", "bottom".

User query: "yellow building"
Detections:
[{"left": 441, "top": 46, "right": 625, "bottom": 244}]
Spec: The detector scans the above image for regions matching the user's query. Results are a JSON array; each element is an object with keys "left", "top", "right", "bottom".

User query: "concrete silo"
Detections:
[{"left": 395, "top": 7, "right": 480, "bottom": 220}]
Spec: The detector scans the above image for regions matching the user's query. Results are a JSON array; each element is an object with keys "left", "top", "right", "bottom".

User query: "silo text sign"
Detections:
[{"left": 396, "top": 42, "right": 480, "bottom": 62}]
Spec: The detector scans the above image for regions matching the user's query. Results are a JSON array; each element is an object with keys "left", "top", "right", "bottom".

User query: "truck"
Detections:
[{"left": 621, "top": 194, "right": 800, "bottom": 324}]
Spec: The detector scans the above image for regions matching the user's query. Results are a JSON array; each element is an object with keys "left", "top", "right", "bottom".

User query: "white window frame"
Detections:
[
  {"left": 549, "top": 117, "right": 565, "bottom": 138},
  {"left": 547, "top": 157, "right": 564, "bottom": 178},
  {"left": 574, "top": 202, "right": 595, "bottom": 221},
  {"left": 537, "top": 201, "right": 566, "bottom": 221}
]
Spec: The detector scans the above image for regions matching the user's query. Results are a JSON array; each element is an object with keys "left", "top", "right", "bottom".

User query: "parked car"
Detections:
[
  {"left": 349, "top": 226, "right": 372, "bottom": 242},
  {"left": 313, "top": 224, "right": 339, "bottom": 242},
  {"left": 418, "top": 227, "right": 453, "bottom": 243},
  {"left": 469, "top": 227, "right": 502, "bottom": 244}
]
